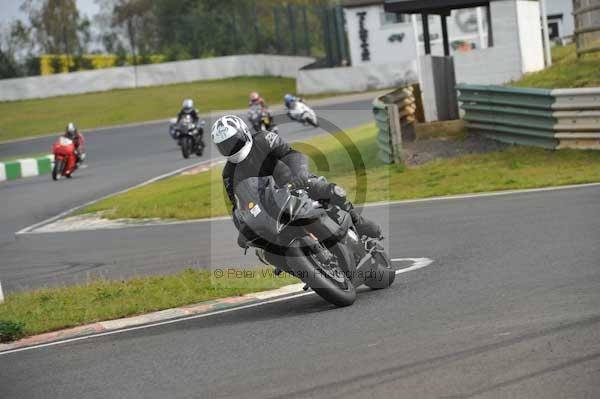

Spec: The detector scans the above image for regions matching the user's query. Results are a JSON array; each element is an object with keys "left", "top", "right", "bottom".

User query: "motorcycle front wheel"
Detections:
[
  {"left": 287, "top": 241, "right": 356, "bottom": 307},
  {"left": 52, "top": 159, "right": 64, "bottom": 181},
  {"left": 364, "top": 250, "right": 396, "bottom": 289},
  {"left": 303, "top": 113, "right": 318, "bottom": 127},
  {"left": 180, "top": 136, "right": 192, "bottom": 159}
]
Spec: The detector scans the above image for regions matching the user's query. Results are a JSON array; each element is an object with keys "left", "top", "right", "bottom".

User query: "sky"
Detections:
[{"left": 0, "top": 0, "right": 100, "bottom": 27}]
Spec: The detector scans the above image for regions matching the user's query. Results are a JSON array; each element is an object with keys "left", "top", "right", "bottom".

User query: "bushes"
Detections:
[{"left": 0, "top": 320, "right": 25, "bottom": 343}]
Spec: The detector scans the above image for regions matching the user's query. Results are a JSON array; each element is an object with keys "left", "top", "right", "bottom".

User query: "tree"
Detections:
[
  {"left": 111, "top": 0, "right": 157, "bottom": 64},
  {"left": 0, "top": 20, "right": 35, "bottom": 78},
  {"left": 22, "top": 0, "right": 90, "bottom": 71}
]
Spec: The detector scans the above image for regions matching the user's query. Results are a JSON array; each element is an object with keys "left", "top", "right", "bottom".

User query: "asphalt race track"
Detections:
[
  {"left": 1, "top": 93, "right": 599, "bottom": 397},
  {"left": 0, "top": 96, "right": 374, "bottom": 291},
  {"left": 0, "top": 185, "right": 599, "bottom": 398}
]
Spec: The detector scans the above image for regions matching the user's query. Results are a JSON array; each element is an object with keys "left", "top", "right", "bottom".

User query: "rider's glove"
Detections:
[{"left": 289, "top": 173, "right": 310, "bottom": 190}]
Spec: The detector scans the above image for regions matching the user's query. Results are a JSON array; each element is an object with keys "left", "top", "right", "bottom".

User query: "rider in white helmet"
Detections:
[
  {"left": 63, "top": 122, "right": 85, "bottom": 167},
  {"left": 211, "top": 115, "right": 381, "bottom": 242},
  {"left": 177, "top": 99, "right": 200, "bottom": 124}
]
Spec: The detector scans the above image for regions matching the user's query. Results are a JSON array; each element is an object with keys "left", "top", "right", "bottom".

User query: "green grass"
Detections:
[
  {"left": 82, "top": 123, "right": 600, "bottom": 221},
  {"left": 0, "top": 152, "right": 49, "bottom": 163},
  {"left": 0, "top": 76, "right": 296, "bottom": 143},
  {"left": 511, "top": 44, "right": 600, "bottom": 89},
  {"left": 0, "top": 268, "right": 298, "bottom": 340}
]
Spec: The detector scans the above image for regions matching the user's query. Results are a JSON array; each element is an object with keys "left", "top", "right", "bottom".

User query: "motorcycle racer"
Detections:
[
  {"left": 211, "top": 115, "right": 381, "bottom": 244},
  {"left": 64, "top": 122, "right": 85, "bottom": 167}
]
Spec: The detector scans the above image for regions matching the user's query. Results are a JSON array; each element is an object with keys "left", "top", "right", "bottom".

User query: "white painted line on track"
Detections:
[
  {"left": 0, "top": 291, "right": 314, "bottom": 356},
  {"left": 15, "top": 158, "right": 226, "bottom": 235},
  {"left": 362, "top": 182, "right": 600, "bottom": 209},
  {"left": 0, "top": 257, "right": 434, "bottom": 356},
  {"left": 391, "top": 258, "right": 434, "bottom": 274},
  {"left": 26, "top": 182, "right": 600, "bottom": 235}
]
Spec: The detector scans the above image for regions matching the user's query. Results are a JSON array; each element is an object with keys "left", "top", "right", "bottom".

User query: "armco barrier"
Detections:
[
  {"left": 457, "top": 84, "right": 600, "bottom": 150},
  {"left": 373, "top": 85, "right": 419, "bottom": 164},
  {"left": 0, "top": 155, "right": 53, "bottom": 182}
]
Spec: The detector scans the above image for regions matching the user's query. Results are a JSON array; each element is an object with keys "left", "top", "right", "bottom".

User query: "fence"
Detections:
[
  {"left": 0, "top": 54, "right": 314, "bottom": 102},
  {"left": 373, "top": 85, "right": 419, "bottom": 163},
  {"left": 573, "top": 0, "right": 600, "bottom": 56},
  {"left": 457, "top": 84, "right": 600, "bottom": 149}
]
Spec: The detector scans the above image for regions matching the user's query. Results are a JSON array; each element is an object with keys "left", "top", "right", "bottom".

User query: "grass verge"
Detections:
[
  {"left": 510, "top": 44, "right": 600, "bottom": 89},
  {"left": 81, "top": 122, "right": 600, "bottom": 221},
  {"left": 0, "top": 268, "right": 298, "bottom": 341},
  {"left": 0, "top": 152, "right": 50, "bottom": 163},
  {"left": 0, "top": 76, "right": 296, "bottom": 143},
  {"left": 0, "top": 75, "right": 385, "bottom": 143}
]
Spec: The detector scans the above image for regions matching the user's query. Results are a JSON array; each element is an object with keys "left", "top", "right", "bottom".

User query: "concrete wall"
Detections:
[
  {"left": 296, "top": 60, "right": 418, "bottom": 95},
  {"left": 344, "top": 6, "right": 417, "bottom": 66},
  {"left": 343, "top": 4, "right": 489, "bottom": 66},
  {"left": 0, "top": 54, "right": 314, "bottom": 102},
  {"left": 453, "top": 0, "right": 543, "bottom": 85},
  {"left": 516, "top": 0, "right": 546, "bottom": 72},
  {"left": 342, "top": 0, "right": 545, "bottom": 87},
  {"left": 546, "top": 0, "right": 574, "bottom": 39}
]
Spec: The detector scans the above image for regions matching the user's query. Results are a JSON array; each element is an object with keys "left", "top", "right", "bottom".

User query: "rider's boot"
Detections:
[
  {"left": 305, "top": 177, "right": 382, "bottom": 239},
  {"left": 346, "top": 205, "right": 382, "bottom": 239}
]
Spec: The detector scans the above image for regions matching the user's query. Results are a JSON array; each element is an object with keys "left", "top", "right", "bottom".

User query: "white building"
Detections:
[
  {"left": 343, "top": 0, "right": 492, "bottom": 66},
  {"left": 546, "top": 0, "right": 574, "bottom": 41},
  {"left": 341, "top": 0, "right": 547, "bottom": 85}
]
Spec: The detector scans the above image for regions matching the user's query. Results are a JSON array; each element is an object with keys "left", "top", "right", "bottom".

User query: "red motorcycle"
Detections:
[{"left": 52, "top": 136, "right": 77, "bottom": 180}]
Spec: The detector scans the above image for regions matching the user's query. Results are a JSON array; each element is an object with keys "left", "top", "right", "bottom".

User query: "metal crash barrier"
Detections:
[
  {"left": 373, "top": 85, "right": 423, "bottom": 163},
  {"left": 457, "top": 84, "right": 600, "bottom": 150}
]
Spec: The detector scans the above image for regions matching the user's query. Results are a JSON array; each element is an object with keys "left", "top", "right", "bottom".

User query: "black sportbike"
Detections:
[
  {"left": 171, "top": 114, "right": 205, "bottom": 159},
  {"left": 233, "top": 176, "right": 395, "bottom": 307}
]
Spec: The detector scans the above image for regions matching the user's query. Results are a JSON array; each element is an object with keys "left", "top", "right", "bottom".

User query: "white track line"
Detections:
[
  {"left": 0, "top": 257, "right": 433, "bottom": 356},
  {"left": 15, "top": 158, "right": 225, "bottom": 235},
  {"left": 362, "top": 182, "right": 600, "bottom": 209},
  {"left": 391, "top": 258, "right": 434, "bottom": 273},
  {"left": 24, "top": 182, "right": 600, "bottom": 235}
]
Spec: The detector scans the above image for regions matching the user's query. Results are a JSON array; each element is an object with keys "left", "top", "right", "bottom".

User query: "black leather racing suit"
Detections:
[
  {"left": 177, "top": 108, "right": 200, "bottom": 124},
  {"left": 222, "top": 131, "right": 380, "bottom": 247}
]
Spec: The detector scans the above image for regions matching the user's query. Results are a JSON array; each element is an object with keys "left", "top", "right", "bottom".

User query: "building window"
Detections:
[{"left": 381, "top": 11, "right": 408, "bottom": 26}]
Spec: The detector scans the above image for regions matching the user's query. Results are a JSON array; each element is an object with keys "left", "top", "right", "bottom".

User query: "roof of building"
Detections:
[
  {"left": 341, "top": 0, "right": 384, "bottom": 8},
  {"left": 384, "top": 0, "right": 498, "bottom": 14}
]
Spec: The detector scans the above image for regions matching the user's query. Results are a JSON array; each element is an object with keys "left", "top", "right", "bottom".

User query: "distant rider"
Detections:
[
  {"left": 249, "top": 91, "right": 267, "bottom": 111},
  {"left": 210, "top": 115, "right": 381, "bottom": 247},
  {"left": 283, "top": 93, "right": 303, "bottom": 113},
  {"left": 177, "top": 99, "right": 201, "bottom": 124},
  {"left": 248, "top": 92, "right": 276, "bottom": 133},
  {"left": 64, "top": 122, "right": 85, "bottom": 167}
]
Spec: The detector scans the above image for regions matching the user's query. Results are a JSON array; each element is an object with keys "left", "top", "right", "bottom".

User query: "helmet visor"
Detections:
[{"left": 216, "top": 130, "right": 248, "bottom": 157}]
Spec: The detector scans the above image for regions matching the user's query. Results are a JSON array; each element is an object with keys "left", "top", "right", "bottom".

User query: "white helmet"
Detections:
[
  {"left": 182, "top": 99, "right": 194, "bottom": 112},
  {"left": 211, "top": 115, "right": 253, "bottom": 164}
]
